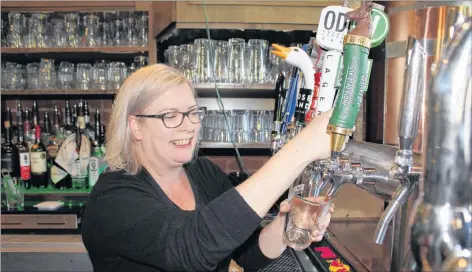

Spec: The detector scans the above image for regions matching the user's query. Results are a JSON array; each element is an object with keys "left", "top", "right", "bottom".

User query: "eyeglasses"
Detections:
[{"left": 136, "top": 107, "right": 206, "bottom": 128}]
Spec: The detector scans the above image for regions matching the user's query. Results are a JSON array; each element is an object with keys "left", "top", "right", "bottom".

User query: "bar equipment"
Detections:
[
  {"left": 270, "top": 43, "right": 315, "bottom": 152},
  {"left": 314, "top": 37, "right": 424, "bottom": 272},
  {"left": 300, "top": 3, "right": 431, "bottom": 271},
  {"left": 409, "top": 18, "right": 471, "bottom": 272}
]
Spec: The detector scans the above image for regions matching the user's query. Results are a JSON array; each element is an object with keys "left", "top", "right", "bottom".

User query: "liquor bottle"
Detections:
[
  {"left": 41, "top": 112, "right": 51, "bottom": 147},
  {"left": 72, "top": 104, "right": 78, "bottom": 127},
  {"left": 23, "top": 109, "right": 34, "bottom": 149},
  {"left": 30, "top": 125, "right": 48, "bottom": 188},
  {"left": 63, "top": 101, "right": 75, "bottom": 136},
  {"left": 99, "top": 124, "right": 106, "bottom": 155},
  {"left": 32, "top": 101, "right": 39, "bottom": 127},
  {"left": 88, "top": 109, "right": 103, "bottom": 187},
  {"left": 53, "top": 105, "right": 65, "bottom": 143},
  {"left": 94, "top": 109, "right": 101, "bottom": 141},
  {"left": 84, "top": 101, "right": 95, "bottom": 141},
  {"left": 1, "top": 108, "right": 20, "bottom": 177},
  {"left": 31, "top": 101, "right": 39, "bottom": 138},
  {"left": 72, "top": 101, "right": 89, "bottom": 189},
  {"left": 49, "top": 107, "right": 72, "bottom": 190},
  {"left": 88, "top": 141, "right": 102, "bottom": 188},
  {"left": 16, "top": 108, "right": 32, "bottom": 189}
]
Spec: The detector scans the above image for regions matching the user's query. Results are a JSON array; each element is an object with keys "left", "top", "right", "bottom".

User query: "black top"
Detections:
[{"left": 81, "top": 157, "right": 276, "bottom": 272}]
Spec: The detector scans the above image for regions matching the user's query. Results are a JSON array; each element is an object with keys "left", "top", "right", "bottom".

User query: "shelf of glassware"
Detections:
[
  {"left": 0, "top": 46, "right": 148, "bottom": 54},
  {"left": 1, "top": 83, "right": 276, "bottom": 98}
]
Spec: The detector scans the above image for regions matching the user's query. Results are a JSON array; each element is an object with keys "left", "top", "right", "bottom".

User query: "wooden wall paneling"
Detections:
[
  {"left": 174, "top": 22, "right": 318, "bottom": 32},
  {"left": 191, "top": 1, "right": 340, "bottom": 7},
  {"left": 150, "top": 1, "right": 176, "bottom": 41},
  {"left": 175, "top": 1, "right": 324, "bottom": 26}
]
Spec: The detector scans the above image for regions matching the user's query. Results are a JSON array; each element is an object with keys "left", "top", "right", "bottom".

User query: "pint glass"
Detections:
[{"left": 283, "top": 168, "right": 334, "bottom": 250}]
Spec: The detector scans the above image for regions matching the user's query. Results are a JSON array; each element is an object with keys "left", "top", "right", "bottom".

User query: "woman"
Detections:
[{"left": 81, "top": 64, "right": 341, "bottom": 272}]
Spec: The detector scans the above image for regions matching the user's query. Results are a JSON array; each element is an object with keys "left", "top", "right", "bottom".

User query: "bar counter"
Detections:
[{"left": 1, "top": 219, "right": 391, "bottom": 272}]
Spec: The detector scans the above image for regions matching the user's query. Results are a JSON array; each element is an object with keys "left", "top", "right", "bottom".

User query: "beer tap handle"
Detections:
[
  {"left": 327, "top": 2, "right": 374, "bottom": 159},
  {"left": 373, "top": 37, "right": 427, "bottom": 246},
  {"left": 398, "top": 36, "right": 426, "bottom": 152},
  {"left": 274, "top": 73, "right": 285, "bottom": 124}
]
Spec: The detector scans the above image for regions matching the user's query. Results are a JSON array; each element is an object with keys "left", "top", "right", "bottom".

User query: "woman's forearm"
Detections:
[
  {"left": 235, "top": 138, "right": 312, "bottom": 217},
  {"left": 258, "top": 216, "right": 287, "bottom": 258}
]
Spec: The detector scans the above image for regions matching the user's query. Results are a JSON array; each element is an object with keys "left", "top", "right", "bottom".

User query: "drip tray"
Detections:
[{"left": 258, "top": 248, "right": 303, "bottom": 272}]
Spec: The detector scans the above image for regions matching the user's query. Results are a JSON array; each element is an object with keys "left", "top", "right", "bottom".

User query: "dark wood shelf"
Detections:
[
  {"left": 199, "top": 142, "right": 270, "bottom": 149},
  {"left": 1, "top": 83, "right": 276, "bottom": 99},
  {"left": 1, "top": 46, "right": 148, "bottom": 54},
  {"left": 199, "top": 141, "right": 272, "bottom": 156},
  {"left": 1, "top": 89, "right": 116, "bottom": 96},
  {"left": 194, "top": 83, "right": 275, "bottom": 98}
]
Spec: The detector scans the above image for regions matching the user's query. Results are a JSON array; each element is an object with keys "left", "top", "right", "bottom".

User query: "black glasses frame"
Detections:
[{"left": 136, "top": 107, "right": 206, "bottom": 128}]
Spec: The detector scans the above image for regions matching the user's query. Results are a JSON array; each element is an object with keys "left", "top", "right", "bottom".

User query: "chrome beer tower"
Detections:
[
  {"left": 311, "top": 36, "right": 426, "bottom": 272},
  {"left": 409, "top": 18, "right": 471, "bottom": 272},
  {"left": 314, "top": 18, "right": 471, "bottom": 272}
]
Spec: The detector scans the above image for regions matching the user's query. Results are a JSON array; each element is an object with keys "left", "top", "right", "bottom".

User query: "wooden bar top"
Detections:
[{"left": 1, "top": 234, "right": 86, "bottom": 253}]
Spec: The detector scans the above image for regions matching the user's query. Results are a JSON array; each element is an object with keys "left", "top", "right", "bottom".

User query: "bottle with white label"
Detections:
[
  {"left": 30, "top": 125, "right": 48, "bottom": 188},
  {"left": 88, "top": 141, "right": 101, "bottom": 188}
]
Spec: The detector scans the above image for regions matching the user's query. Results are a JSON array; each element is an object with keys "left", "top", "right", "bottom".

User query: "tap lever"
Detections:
[
  {"left": 374, "top": 182, "right": 410, "bottom": 244},
  {"left": 398, "top": 36, "right": 427, "bottom": 151}
]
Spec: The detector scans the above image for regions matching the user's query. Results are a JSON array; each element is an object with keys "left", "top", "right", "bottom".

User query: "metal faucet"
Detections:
[
  {"left": 409, "top": 18, "right": 472, "bottom": 272},
  {"left": 313, "top": 36, "right": 426, "bottom": 272}
]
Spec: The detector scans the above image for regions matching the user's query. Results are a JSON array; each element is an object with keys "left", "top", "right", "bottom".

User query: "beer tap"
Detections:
[
  {"left": 410, "top": 18, "right": 471, "bottom": 272},
  {"left": 270, "top": 43, "right": 316, "bottom": 151},
  {"left": 313, "top": 2, "right": 375, "bottom": 199},
  {"left": 312, "top": 5, "right": 430, "bottom": 271},
  {"left": 271, "top": 43, "right": 315, "bottom": 129},
  {"left": 370, "top": 37, "right": 425, "bottom": 242},
  {"left": 327, "top": 2, "right": 374, "bottom": 162},
  {"left": 270, "top": 73, "right": 285, "bottom": 153},
  {"left": 316, "top": 35, "right": 425, "bottom": 272}
]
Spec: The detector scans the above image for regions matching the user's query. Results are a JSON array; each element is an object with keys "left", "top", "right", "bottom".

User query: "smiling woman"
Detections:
[
  {"left": 105, "top": 64, "right": 197, "bottom": 175},
  {"left": 81, "top": 64, "right": 336, "bottom": 272}
]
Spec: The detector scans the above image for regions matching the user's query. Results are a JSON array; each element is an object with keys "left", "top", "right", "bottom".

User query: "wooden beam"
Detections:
[
  {"left": 175, "top": 22, "right": 317, "bottom": 32},
  {"left": 175, "top": 1, "right": 324, "bottom": 25},
  {"left": 151, "top": 1, "right": 176, "bottom": 41},
  {"left": 186, "top": 1, "right": 339, "bottom": 7}
]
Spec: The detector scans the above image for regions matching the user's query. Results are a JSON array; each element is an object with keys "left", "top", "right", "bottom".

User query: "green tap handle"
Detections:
[{"left": 328, "top": 35, "right": 372, "bottom": 153}]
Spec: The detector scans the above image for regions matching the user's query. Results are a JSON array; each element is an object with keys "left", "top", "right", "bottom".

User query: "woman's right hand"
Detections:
[{"left": 290, "top": 109, "right": 350, "bottom": 163}]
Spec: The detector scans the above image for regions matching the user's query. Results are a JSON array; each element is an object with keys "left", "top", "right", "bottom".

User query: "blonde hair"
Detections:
[{"left": 105, "top": 64, "right": 193, "bottom": 175}]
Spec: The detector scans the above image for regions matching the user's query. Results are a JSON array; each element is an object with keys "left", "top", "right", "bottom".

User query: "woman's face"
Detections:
[{"left": 137, "top": 83, "right": 201, "bottom": 168}]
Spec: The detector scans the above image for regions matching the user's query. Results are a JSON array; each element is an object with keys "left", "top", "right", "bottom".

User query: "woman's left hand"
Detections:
[{"left": 277, "top": 199, "right": 334, "bottom": 242}]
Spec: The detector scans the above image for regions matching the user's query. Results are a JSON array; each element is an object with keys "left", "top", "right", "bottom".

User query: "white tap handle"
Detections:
[{"left": 315, "top": 50, "right": 342, "bottom": 115}]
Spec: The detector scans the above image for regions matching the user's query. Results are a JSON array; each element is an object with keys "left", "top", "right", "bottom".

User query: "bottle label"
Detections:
[
  {"left": 88, "top": 157, "right": 100, "bottom": 187},
  {"left": 19, "top": 152, "right": 31, "bottom": 180},
  {"left": 1, "top": 153, "right": 16, "bottom": 174},
  {"left": 30, "top": 151, "right": 47, "bottom": 173},
  {"left": 78, "top": 116, "right": 86, "bottom": 130},
  {"left": 50, "top": 165, "right": 68, "bottom": 184}
]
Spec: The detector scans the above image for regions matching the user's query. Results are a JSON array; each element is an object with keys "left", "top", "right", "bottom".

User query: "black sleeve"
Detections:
[
  {"left": 84, "top": 178, "right": 263, "bottom": 271},
  {"left": 200, "top": 158, "right": 278, "bottom": 270}
]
